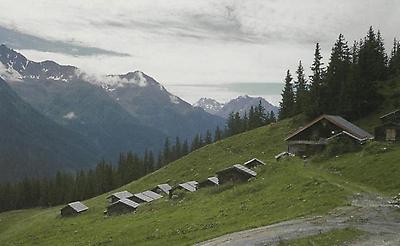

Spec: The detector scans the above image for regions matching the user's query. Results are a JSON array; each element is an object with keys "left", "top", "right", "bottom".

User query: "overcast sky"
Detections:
[{"left": 0, "top": 0, "right": 399, "bottom": 88}]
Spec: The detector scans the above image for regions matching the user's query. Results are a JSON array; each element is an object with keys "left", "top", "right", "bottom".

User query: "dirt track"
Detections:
[{"left": 198, "top": 193, "right": 400, "bottom": 246}]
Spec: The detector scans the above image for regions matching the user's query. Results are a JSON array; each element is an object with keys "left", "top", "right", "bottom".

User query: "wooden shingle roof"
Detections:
[
  {"left": 67, "top": 201, "right": 88, "bottom": 213},
  {"left": 106, "top": 191, "right": 133, "bottom": 200}
]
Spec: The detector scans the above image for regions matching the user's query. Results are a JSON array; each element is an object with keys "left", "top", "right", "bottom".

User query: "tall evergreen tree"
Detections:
[
  {"left": 279, "top": 70, "right": 295, "bottom": 120},
  {"left": 294, "top": 60, "right": 308, "bottom": 114},
  {"left": 214, "top": 126, "right": 222, "bottom": 142},
  {"left": 307, "top": 43, "right": 324, "bottom": 117},
  {"left": 322, "top": 33, "right": 352, "bottom": 115}
]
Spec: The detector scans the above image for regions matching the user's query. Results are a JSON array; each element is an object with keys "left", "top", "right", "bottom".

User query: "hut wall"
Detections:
[
  {"left": 374, "top": 125, "right": 400, "bottom": 142},
  {"left": 218, "top": 171, "right": 249, "bottom": 184},
  {"left": 107, "top": 203, "right": 135, "bottom": 216},
  {"left": 61, "top": 207, "right": 77, "bottom": 217}
]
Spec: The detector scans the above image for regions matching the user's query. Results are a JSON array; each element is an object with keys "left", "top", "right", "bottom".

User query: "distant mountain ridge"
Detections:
[
  {"left": 0, "top": 44, "right": 223, "bottom": 181},
  {"left": 0, "top": 77, "right": 98, "bottom": 181},
  {"left": 194, "top": 95, "right": 279, "bottom": 118}
]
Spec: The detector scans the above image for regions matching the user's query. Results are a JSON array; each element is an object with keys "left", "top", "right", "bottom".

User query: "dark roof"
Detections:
[
  {"left": 243, "top": 158, "right": 266, "bottom": 167},
  {"left": 380, "top": 109, "right": 400, "bottom": 119},
  {"left": 66, "top": 201, "right": 88, "bottom": 213},
  {"left": 109, "top": 198, "right": 140, "bottom": 209},
  {"left": 217, "top": 164, "right": 257, "bottom": 177},
  {"left": 142, "top": 190, "right": 163, "bottom": 200},
  {"left": 327, "top": 130, "right": 366, "bottom": 142},
  {"left": 106, "top": 191, "right": 133, "bottom": 200},
  {"left": 285, "top": 115, "right": 374, "bottom": 141},
  {"left": 153, "top": 184, "right": 172, "bottom": 194},
  {"left": 133, "top": 193, "right": 154, "bottom": 202}
]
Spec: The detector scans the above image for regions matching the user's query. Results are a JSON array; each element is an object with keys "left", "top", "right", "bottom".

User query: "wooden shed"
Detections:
[
  {"left": 216, "top": 164, "right": 257, "bottom": 184},
  {"left": 169, "top": 181, "right": 198, "bottom": 198},
  {"left": 375, "top": 109, "right": 400, "bottom": 142},
  {"left": 130, "top": 192, "right": 154, "bottom": 203},
  {"left": 107, "top": 198, "right": 140, "bottom": 216},
  {"left": 142, "top": 190, "right": 163, "bottom": 200},
  {"left": 106, "top": 191, "right": 133, "bottom": 203},
  {"left": 243, "top": 158, "right": 266, "bottom": 169},
  {"left": 198, "top": 177, "right": 219, "bottom": 188},
  {"left": 151, "top": 184, "right": 172, "bottom": 195},
  {"left": 60, "top": 201, "right": 88, "bottom": 217},
  {"left": 285, "top": 115, "right": 374, "bottom": 156}
]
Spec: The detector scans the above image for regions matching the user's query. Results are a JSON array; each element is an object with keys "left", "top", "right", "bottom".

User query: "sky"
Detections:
[{"left": 0, "top": 0, "right": 399, "bottom": 104}]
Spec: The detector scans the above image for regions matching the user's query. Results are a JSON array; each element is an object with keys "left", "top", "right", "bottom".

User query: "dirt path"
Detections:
[{"left": 198, "top": 193, "right": 400, "bottom": 246}]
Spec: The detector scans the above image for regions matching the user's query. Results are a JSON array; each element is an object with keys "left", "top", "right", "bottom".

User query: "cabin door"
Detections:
[{"left": 386, "top": 128, "right": 396, "bottom": 141}]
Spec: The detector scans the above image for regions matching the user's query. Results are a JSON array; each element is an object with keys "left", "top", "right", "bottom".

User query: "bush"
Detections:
[
  {"left": 323, "top": 138, "right": 361, "bottom": 157},
  {"left": 362, "top": 141, "right": 393, "bottom": 155}
]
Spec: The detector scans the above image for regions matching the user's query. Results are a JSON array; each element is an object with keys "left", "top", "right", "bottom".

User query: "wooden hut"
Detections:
[
  {"left": 243, "top": 158, "right": 266, "bottom": 169},
  {"left": 142, "top": 190, "right": 163, "bottom": 200},
  {"left": 169, "top": 181, "right": 198, "bottom": 198},
  {"left": 151, "top": 184, "right": 172, "bottom": 195},
  {"left": 107, "top": 198, "right": 140, "bottom": 216},
  {"left": 216, "top": 164, "right": 257, "bottom": 184},
  {"left": 375, "top": 109, "right": 400, "bottom": 142},
  {"left": 130, "top": 192, "right": 154, "bottom": 203},
  {"left": 106, "top": 191, "right": 133, "bottom": 203},
  {"left": 198, "top": 177, "right": 219, "bottom": 188},
  {"left": 285, "top": 115, "right": 373, "bottom": 156},
  {"left": 60, "top": 201, "right": 88, "bottom": 217}
]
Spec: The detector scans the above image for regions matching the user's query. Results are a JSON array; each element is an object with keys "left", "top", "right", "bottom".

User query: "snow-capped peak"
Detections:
[{"left": 193, "top": 98, "right": 224, "bottom": 114}]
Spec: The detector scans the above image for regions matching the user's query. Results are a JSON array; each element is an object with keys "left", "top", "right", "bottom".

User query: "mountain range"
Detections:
[
  {"left": 194, "top": 95, "right": 279, "bottom": 118},
  {"left": 0, "top": 44, "right": 224, "bottom": 181}
]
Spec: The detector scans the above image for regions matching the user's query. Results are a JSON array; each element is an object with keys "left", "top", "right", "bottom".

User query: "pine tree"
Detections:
[
  {"left": 162, "top": 137, "right": 171, "bottom": 165},
  {"left": 214, "top": 126, "right": 222, "bottom": 142},
  {"left": 307, "top": 43, "right": 324, "bottom": 117},
  {"left": 294, "top": 60, "right": 308, "bottom": 114},
  {"left": 182, "top": 139, "right": 189, "bottom": 156},
  {"left": 205, "top": 129, "right": 213, "bottom": 144},
  {"left": 323, "top": 33, "right": 352, "bottom": 115},
  {"left": 389, "top": 38, "right": 400, "bottom": 76},
  {"left": 279, "top": 70, "right": 295, "bottom": 120}
]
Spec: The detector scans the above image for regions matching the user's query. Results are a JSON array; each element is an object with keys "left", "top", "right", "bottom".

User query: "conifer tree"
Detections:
[
  {"left": 294, "top": 60, "right": 308, "bottom": 114},
  {"left": 214, "top": 126, "right": 222, "bottom": 142},
  {"left": 279, "top": 70, "right": 295, "bottom": 120},
  {"left": 205, "top": 129, "right": 213, "bottom": 144},
  {"left": 307, "top": 43, "right": 324, "bottom": 117}
]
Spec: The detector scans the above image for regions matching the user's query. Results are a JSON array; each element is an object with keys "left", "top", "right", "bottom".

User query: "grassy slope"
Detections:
[{"left": 0, "top": 119, "right": 352, "bottom": 245}]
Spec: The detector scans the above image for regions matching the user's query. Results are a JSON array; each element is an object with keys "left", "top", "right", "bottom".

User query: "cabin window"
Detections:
[{"left": 386, "top": 128, "right": 396, "bottom": 141}]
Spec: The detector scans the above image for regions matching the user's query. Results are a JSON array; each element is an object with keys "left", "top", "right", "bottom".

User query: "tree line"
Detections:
[
  {"left": 279, "top": 27, "right": 400, "bottom": 120},
  {"left": 0, "top": 102, "right": 274, "bottom": 212}
]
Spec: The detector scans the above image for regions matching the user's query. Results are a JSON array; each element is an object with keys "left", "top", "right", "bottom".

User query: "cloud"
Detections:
[
  {"left": 0, "top": 0, "right": 399, "bottom": 104},
  {"left": 0, "top": 26, "right": 129, "bottom": 57}
]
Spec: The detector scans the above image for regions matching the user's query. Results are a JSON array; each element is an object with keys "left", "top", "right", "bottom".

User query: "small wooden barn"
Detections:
[
  {"left": 169, "top": 181, "right": 198, "bottom": 198},
  {"left": 142, "top": 190, "right": 163, "bottom": 200},
  {"left": 60, "top": 201, "right": 88, "bottom": 217},
  {"left": 198, "top": 177, "right": 219, "bottom": 188},
  {"left": 243, "top": 158, "right": 266, "bottom": 169},
  {"left": 107, "top": 198, "right": 140, "bottom": 216},
  {"left": 375, "top": 109, "right": 400, "bottom": 142},
  {"left": 130, "top": 192, "right": 154, "bottom": 203},
  {"left": 285, "top": 115, "right": 374, "bottom": 156},
  {"left": 151, "top": 184, "right": 172, "bottom": 195},
  {"left": 216, "top": 164, "right": 257, "bottom": 184},
  {"left": 106, "top": 191, "right": 133, "bottom": 203}
]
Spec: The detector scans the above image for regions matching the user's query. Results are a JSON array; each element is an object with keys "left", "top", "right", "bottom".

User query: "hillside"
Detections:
[
  {"left": 0, "top": 111, "right": 399, "bottom": 245},
  {"left": 0, "top": 77, "right": 98, "bottom": 181}
]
